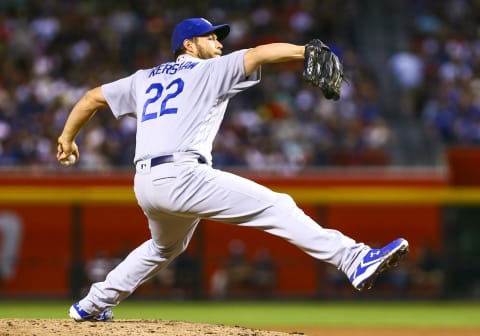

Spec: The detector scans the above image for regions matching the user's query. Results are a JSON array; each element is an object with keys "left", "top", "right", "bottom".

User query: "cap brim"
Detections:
[{"left": 211, "top": 24, "right": 230, "bottom": 41}]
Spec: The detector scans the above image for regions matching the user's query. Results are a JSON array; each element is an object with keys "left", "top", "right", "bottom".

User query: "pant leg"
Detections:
[
  {"left": 208, "top": 168, "right": 365, "bottom": 272},
  {"left": 148, "top": 164, "right": 366, "bottom": 275},
  {"left": 79, "top": 213, "right": 199, "bottom": 314}
]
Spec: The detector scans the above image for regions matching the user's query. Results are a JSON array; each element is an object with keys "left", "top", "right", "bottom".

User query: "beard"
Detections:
[{"left": 193, "top": 42, "right": 219, "bottom": 60}]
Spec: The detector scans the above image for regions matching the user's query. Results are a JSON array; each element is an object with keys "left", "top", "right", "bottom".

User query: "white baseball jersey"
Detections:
[{"left": 102, "top": 49, "right": 260, "bottom": 165}]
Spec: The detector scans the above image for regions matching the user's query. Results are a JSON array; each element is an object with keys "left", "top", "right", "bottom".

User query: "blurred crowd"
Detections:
[
  {"left": 408, "top": 1, "right": 480, "bottom": 145},
  {"left": 0, "top": 0, "right": 479, "bottom": 171}
]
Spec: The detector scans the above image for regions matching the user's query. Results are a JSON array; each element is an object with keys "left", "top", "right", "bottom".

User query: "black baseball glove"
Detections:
[{"left": 302, "top": 39, "right": 344, "bottom": 100}]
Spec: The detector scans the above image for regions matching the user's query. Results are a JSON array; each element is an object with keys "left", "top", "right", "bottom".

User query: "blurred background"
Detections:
[{"left": 0, "top": 0, "right": 479, "bottom": 301}]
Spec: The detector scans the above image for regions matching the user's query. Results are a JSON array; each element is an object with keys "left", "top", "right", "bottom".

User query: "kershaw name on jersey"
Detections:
[{"left": 149, "top": 61, "right": 199, "bottom": 77}]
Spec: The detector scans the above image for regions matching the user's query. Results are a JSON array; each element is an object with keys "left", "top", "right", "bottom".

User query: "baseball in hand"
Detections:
[{"left": 60, "top": 154, "right": 77, "bottom": 167}]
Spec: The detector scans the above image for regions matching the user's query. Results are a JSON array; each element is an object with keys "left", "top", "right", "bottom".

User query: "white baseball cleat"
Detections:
[
  {"left": 69, "top": 302, "right": 114, "bottom": 322},
  {"left": 349, "top": 238, "right": 409, "bottom": 291}
]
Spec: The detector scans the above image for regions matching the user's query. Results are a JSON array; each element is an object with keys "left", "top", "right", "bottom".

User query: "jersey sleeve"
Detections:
[
  {"left": 208, "top": 49, "right": 260, "bottom": 98},
  {"left": 101, "top": 72, "right": 138, "bottom": 119}
]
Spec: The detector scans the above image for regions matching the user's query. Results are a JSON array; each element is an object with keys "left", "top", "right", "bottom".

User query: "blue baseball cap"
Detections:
[{"left": 171, "top": 18, "right": 230, "bottom": 53}]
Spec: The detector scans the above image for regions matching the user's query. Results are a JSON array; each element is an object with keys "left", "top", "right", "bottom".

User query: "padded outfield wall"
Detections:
[{"left": 0, "top": 167, "right": 455, "bottom": 299}]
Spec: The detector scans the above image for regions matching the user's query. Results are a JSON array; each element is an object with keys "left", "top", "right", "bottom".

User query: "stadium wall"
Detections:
[{"left": 0, "top": 168, "right": 450, "bottom": 299}]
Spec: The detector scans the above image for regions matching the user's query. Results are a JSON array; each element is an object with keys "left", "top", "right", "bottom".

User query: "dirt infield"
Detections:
[
  {"left": 1, "top": 319, "right": 480, "bottom": 336},
  {"left": 1, "top": 319, "right": 300, "bottom": 336}
]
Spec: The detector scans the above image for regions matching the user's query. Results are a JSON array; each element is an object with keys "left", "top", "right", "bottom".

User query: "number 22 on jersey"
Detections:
[{"left": 142, "top": 78, "right": 184, "bottom": 122}]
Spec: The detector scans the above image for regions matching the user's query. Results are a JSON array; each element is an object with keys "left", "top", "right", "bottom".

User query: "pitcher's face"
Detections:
[{"left": 191, "top": 33, "right": 223, "bottom": 59}]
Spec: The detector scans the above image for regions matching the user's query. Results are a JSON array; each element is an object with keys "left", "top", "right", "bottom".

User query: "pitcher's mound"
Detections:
[{"left": 0, "top": 319, "right": 305, "bottom": 336}]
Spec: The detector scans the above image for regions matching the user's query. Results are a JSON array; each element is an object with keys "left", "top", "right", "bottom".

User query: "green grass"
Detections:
[{"left": 0, "top": 300, "right": 479, "bottom": 328}]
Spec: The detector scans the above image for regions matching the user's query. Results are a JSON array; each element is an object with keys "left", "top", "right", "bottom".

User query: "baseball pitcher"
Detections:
[{"left": 57, "top": 18, "right": 409, "bottom": 322}]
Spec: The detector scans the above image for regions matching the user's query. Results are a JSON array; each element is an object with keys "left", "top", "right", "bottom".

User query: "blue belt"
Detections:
[{"left": 150, "top": 154, "right": 206, "bottom": 167}]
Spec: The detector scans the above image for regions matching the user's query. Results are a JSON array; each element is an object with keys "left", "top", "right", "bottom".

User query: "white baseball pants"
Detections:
[{"left": 79, "top": 154, "right": 365, "bottom": 314}]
